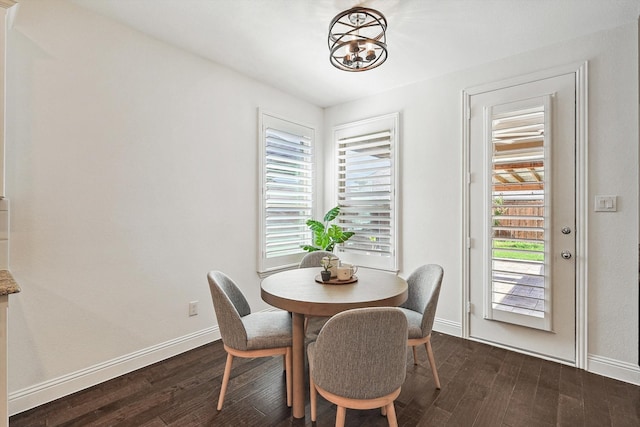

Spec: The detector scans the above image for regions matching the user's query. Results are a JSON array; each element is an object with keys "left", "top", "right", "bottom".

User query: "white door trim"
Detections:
[{"left": 461, "top": 62, "right": 588, "bottom": 369}]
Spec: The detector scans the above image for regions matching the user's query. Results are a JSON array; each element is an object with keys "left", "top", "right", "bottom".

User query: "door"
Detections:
[{"left": 467, "top": 72, "right": 576, "bottom": 363}]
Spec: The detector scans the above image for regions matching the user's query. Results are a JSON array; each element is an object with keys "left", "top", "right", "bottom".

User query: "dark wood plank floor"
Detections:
[{"left": 10, "top": 332, "right": 640, "bottom": 426}]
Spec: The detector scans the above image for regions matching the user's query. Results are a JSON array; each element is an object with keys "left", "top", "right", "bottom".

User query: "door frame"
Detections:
[{"left": 461, "top": 62, "right": 588, "bottom": 368}]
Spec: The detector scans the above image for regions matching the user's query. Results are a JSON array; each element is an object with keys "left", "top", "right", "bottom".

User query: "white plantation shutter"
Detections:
[
  {"left": 334, "top": 113, "right": 399, "bottom": 271},
  {"left": 259, "top": 113, "right": 315, "bottom": 273}
]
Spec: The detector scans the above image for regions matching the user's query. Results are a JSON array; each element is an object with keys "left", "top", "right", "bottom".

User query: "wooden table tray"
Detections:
[{"left": 315, "top": 274, "right": 358, "bottom": 285}]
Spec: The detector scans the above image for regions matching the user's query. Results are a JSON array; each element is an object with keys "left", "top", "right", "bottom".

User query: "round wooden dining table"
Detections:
[{"left": 261, "top": 267, "right": 408, "bottom": 419}]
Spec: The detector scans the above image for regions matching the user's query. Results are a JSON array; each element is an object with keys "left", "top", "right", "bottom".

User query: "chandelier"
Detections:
[{"left": 328, "top": 7, "right": 388, "bottom": 72}]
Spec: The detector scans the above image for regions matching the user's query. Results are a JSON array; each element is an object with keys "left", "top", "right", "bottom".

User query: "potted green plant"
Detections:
[
  {"left": 302, "top": 206, "right": 355, "bottom": 253},
  {"left": 320, "top": 259, "right": 333, "bottom": 282}
]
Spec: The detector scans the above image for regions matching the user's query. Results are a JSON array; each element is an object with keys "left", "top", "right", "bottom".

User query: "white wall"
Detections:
[
  {"left": 5, "top": 0, "right": 323, "bottom": 413},
  {"left": 324, "top": 22, "right": 639, "bottom": 382}
]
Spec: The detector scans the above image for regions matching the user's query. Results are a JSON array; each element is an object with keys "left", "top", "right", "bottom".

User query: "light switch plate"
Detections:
[{"left": 594, "top": 195, "right": 617, "bottom": 212}]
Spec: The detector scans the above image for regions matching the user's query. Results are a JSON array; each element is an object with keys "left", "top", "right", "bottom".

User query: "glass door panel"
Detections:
[{"left": 488, "top": 98, "right": 551, "bottom": 331}]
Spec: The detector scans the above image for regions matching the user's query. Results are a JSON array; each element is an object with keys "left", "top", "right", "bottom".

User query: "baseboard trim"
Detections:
[
  {"left": 8, "top": 326, "right": 220, "bottom": 416},
  {"left": 587, "top": 353, "right": 640, "bottom": 386},
  {"left": 433, "top": 317, "right": 462, "bottom": 337}
]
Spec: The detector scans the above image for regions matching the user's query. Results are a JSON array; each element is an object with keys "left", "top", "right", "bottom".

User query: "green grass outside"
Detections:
[{"left": 493, "top": 240, "right": 544, "bottom": 261}]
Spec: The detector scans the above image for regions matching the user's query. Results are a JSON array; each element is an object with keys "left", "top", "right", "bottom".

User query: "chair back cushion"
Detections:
[
  {"left": 299, "top": 251, "right": 334, "bottom": 268},
  {"left": 207, "top": 271, "right": 250, "bottom": 350},
  {"left": 309, "top": 307, "right": 407, "bottom": 399},
  {"left": 401, "top": 264, "right": 444, "bottom": 337}
]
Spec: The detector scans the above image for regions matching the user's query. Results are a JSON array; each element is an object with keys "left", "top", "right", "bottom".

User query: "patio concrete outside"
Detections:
[{"left": 492, "top": 259, "right": 545, "bottom": 318}]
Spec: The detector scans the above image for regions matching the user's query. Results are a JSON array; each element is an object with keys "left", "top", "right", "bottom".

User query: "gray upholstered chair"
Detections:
[
  {"left": 307, "top": 307, "right": 408, "bottom": 426},
  {"left": 299, "top": 250, "right": 334, "bottom": 268},
  {"left": 207, "top": 271, "right": 292, "bottom": 410},
  {"left": 398, "top": 264, "right": 444, "bottom": 389}
]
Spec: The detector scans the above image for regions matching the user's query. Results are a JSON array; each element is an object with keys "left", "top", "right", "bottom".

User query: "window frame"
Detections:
[
  {"left": 332, "top": 112, "right": 399, "bottom": 272},
  {"left": 258, "top": 110, "right": 317, "bottom": 275}
]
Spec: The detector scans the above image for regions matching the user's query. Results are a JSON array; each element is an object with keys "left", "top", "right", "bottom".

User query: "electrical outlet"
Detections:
[{"left": 188, "top": 301, "right": 198, "bottom": 317}]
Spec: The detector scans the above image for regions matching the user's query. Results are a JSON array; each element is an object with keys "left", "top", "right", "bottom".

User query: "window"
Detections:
[
  {"left": 333, "top": 113, "right": 399, "bottom": 271},
  {"left": 490, "top": 101, "right": 549, "bottom": 329},
  {"left": 258, "top": 112, "right": 316, "bottom": 274}
]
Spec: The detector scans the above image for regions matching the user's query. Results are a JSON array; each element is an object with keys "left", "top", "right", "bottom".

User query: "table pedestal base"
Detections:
[{"left": 292, "top": 313, "right": 305, "bottom": 419}]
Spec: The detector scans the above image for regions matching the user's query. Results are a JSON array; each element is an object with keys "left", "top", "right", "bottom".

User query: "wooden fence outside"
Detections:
[{"left": 493, "top": 200, "right": 543, "bottom": 241}]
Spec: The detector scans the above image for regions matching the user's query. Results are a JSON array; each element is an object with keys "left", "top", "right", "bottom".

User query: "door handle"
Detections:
[{"left": 561, "top": 250, "right": 572, "bottom": 260}]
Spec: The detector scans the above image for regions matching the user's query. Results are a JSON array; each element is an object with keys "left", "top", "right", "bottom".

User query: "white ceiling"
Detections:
[{"left": 69, "top": 0, "right": 640, "bottom": 108}]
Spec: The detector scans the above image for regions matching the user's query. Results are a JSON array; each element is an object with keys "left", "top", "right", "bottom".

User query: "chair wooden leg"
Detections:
[
  {"left": 381, "top": 405, "right": 387, "bottom": 416},
  {"left": 385, "top": 402, "right": 398, "bottom": 427},
  {"left": 310, "top": 376, "right": 318, "bottom": 422},
  {"left": 412, "top": 345, "right": 418, "bottom": 365},
  {"left": 425, "top": 340, "right": 441, "bottom": 389},
  {"left": 217, "top": 353, "right": 234, "bottom": 411},
  {"left": 336, "top": 406, "right": 347, "bottom": 427},
  {"left": 285, "top": 347, "right": 292, "bottom": 407}
]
